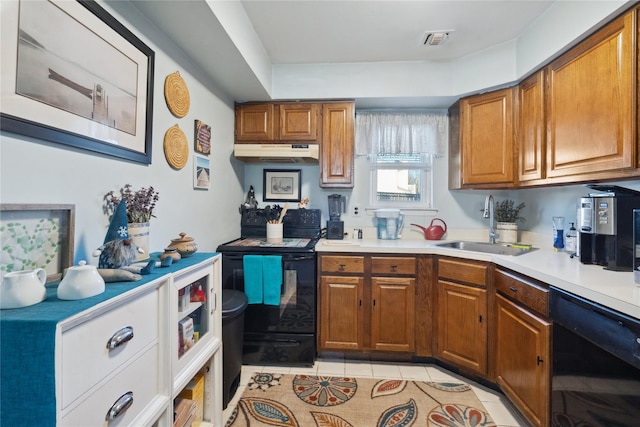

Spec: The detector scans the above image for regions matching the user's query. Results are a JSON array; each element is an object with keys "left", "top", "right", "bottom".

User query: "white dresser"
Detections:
[{"left": 0, "top": 253, "right": 222, "bottom": 427}]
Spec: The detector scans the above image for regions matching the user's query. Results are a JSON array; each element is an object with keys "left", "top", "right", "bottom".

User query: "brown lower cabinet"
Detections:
[
  {"left": 318, "top": 253, "right": 553, "bottom": 427},
  {"left": 318, "top": 254, "right": 415, "bottom": 352},
  {"left": 319, "top": 274, "right": 364, "bottom": 350},
  {"left": 496, "top": 294, "right": 550, "bottom": 427},
  {"left": 495, "top": 268, "right": 551, "bottom": 427},
  {"left": 371, "top": 276, "right": 415, "bottom": 352},
  {"left": 436, "top": 258, "right": 489, "bottom": 375}
]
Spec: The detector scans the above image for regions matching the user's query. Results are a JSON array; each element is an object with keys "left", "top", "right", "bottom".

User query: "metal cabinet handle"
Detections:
[
  {"left": 390, "top": 265, "right": 398, "bottom": 272},
  {"left": 211, "top": 289, "right": 216, "bottom": 315},
  {"left": 509, "top": 286, "right": 518, "bottom": 292},
  {"left": 105, "top": 391, "right": 133, "bottom": 421},
  {"left": 106, "top": 326, "right": 134, "bottom": 350},
  {"left": 537, "top": 356, "right": 544, "bottom": 365},
  {"left": 339, "top": 264, "right": 346, "bottom": 271}
]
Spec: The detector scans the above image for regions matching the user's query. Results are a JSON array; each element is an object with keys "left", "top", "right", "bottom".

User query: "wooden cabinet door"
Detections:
[
  {"left": 546, "top": 11, "right": 634, "bottom": 179},
  {"left": 319, "top": 275, "right": 364, "bottom": 350},
  {"left": 461, "top": 88, "right": 515, "bottom": 186},
  {"left": 279, "top": 104, "right": 318, "bottom": 141},
  {"left": 496, "top": 294, "right": 551, "bottom": 427},
  {"left": 235, "top": 104, "right": 276, "bottom": 141},
  {"left": 371, "top": 277, "right": 415, "bottom": 352},
  {"left": 320, "top": 102, "right": 355, "bottom": 188},
  {"left": 437, "top": 280, "right": 487, "bottom": 374},
  {"left": 518, "top": 70, "right": 546, "bottom": 183}
]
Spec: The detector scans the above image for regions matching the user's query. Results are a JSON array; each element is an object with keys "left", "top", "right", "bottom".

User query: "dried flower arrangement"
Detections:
[
  {"left": 494, "top": 199, "right": 526, "bottom": 223},
  {"left": 104, "top": 184, "right": 159, "bottom": 223}
]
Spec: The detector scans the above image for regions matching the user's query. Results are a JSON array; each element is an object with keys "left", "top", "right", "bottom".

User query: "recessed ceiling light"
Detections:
[{"left": 422, "top": 30, "right": 454, "bottom": 46}]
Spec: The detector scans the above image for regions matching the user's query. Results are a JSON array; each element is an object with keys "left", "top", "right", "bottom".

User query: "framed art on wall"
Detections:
[
  {"left": 194, "top": 155, "right": 210, "bottom": 190},
  {"left": 263, "top": 169, "right": 301, "bottom": 202},
  {"left": 0, "top": 0, "right": 155, "bottom": 164},
  {"left": 0, "top": 204, "right": 75, "bottom": 283},
  {"left": 194, "top": 119, "right": 211, "bottom": 155}
]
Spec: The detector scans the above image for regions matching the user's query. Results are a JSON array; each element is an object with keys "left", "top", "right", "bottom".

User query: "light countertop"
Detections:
[{"left": 316, "top": 230, "right": 640, "bottom": 320}]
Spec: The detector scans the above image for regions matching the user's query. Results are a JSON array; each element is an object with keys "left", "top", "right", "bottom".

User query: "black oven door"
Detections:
[{"left": 221, "top": 251, "right": 317, "bottom": 365}]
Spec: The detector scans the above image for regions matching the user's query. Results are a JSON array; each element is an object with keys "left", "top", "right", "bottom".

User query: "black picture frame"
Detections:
[
  {"left": 0, "top": 0, "right": 155, "bottom": 164},
  {"left": 263, "top": 169, "right": 302, "bottom": 202}
]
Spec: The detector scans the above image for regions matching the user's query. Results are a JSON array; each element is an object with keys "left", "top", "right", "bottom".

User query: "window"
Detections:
[
  {"left": 355, "top": 111, "right": 447, "bottom": 211},
  {"left": 369, "top": 153, "right": 433, "bottom": 208}
]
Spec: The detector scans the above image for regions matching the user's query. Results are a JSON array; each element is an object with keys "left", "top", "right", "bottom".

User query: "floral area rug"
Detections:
[{"left": 226, "top": 372, "right": 497, "bottom": 427}]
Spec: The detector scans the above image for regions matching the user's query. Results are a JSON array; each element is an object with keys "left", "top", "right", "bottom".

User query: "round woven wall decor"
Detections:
[
  {"left": 163, "top": 124, "right": 189, "bottom": 170},
  {"left": 164, "top": 71, "right": 190, "bottom": 118}
]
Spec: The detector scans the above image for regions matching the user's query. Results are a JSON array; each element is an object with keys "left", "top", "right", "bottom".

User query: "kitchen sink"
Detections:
[{"left": 433, "top": 241, "right": 537, "bottom": 256}]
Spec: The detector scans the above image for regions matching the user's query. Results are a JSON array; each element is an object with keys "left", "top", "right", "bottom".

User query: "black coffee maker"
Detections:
[
  {"left": 579, "top": 185, "right": 640, "bottom": 271},
  {"left": 327, "top": 194, "right": 346, "bottom": 239}
]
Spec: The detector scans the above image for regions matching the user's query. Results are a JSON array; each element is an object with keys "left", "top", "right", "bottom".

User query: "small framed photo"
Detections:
[
  {"left": 193, "top": 155, "right": 210, "bottom": 190},
  {"left": 263, "top": 169, "right": 301, "bottom": 202},
  {"left": 194, "top": 119, "right": 211, "bottom": 155}
]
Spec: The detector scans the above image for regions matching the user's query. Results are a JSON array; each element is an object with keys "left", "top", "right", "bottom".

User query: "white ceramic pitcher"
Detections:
[{"left": 0, "top": 268, "right": 47, "bottom": 309}]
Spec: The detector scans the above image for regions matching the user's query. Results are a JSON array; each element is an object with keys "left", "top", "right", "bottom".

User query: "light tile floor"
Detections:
[{"left": 223, "top": 358, "right": 529, "bottom": 426}]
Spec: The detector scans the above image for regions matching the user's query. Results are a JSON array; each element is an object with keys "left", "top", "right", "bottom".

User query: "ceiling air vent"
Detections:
[{"left": 422, "top": 30, "right": 453, "bottom": 46}]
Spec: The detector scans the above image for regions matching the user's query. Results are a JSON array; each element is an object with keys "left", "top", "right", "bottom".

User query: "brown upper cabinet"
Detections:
[
  {"left": 449, "top": 88, "right": 516, "bottom": 189},
  {"left": 235, "top": 103, "right": 277, "bottom": 141},
  {"left": 545, "top": 10, "right": 636, "bottom": 182},
  {"left": 235, "top": 102, "right": 318, "bottom": 143},
  {"left": 320, "top": 102, "right": 355, "bottom": 188},
  {"left": 451, "top": 7, "right": 639, "bottom": 189},
  {"left": 518, "top": 70, "right": 546, "bottom": 183},
  {"left": 279, "top": 103, "right": 319, "bottom": 141},
  {"left": 235, "top": 100, "right": 355, "bottom": 188}
]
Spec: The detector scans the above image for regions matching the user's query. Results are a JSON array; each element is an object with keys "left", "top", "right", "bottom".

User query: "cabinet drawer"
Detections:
[
  {"left": 321, "top": 256, "right": 364, "bottom": 273},
  {"left": 61, "top": 289, "right": 159, "bottom": 408},
  {"left": 438, "top": 258, "right": 487, "bottom": 287},
  {"left": 61, "top": 344, "right": 160, "bottom": 427},
  {"left": 495, "top": 269, "right": 548, "bottom": 316},
  {"left": 371, "top": 256, "right": 416, "bottom": 275}
]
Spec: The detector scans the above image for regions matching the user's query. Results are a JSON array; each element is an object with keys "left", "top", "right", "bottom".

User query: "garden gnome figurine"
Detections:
[
  {"left": 94, "top": 200, "right": 146, "bottom": 269},
  {"left": 245, "top": 185, "right": 258, "bottom": 209}
]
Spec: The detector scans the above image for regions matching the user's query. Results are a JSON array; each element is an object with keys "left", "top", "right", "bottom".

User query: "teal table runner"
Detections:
[{"left": 0, "top": 252, "right": 216, "bottom": 427}]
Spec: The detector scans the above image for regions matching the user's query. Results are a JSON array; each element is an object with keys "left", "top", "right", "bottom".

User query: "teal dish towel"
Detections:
[
  {"left": 243, "top": 255, "right": 263, "bottom": 304},
  {"left": 262, "top": 255, "right": 283, "bottom": 306}
]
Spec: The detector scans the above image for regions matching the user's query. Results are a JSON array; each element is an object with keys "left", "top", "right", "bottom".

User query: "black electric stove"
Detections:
[{"left": 216, "top": 208, "right": 321, "bottom": 366}]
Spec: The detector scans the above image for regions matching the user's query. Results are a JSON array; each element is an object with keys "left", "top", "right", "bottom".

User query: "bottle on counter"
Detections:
[
  {"left": 565, "top": 222, "right": 577, "bottom": 254},
  {"left": 553, "top": 216, "right": 565, "bottom": 251}
]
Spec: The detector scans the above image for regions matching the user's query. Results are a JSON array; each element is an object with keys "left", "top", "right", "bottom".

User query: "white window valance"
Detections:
[{"left": 355, "top": 112, "right": 448, "bottom": 156}]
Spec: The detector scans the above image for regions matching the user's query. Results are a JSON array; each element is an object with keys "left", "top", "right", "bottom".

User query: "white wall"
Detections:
[
  {"left": 270, "top": 1, "right": 634, "bottom": 103},
  {"left": 516, "top": 0, "right": 631, "bottom": 77},
  {"left": 0, "top": 1, "right": 245, "bottom": 264}
]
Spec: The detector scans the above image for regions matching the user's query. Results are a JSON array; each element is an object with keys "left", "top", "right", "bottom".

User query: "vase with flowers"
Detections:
[
  {"left": 104, "top": 184, "right": 159, "bottom": 261},
  {"left": 494, "top": 199, "right": 525, "bottom": 243}
]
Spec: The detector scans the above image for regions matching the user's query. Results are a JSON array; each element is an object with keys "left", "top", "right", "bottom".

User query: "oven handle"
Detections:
[
  {"left": 247, "top": 339, "right": 301, "bottom": 348},
  {"left": 224, "top": 253, "right": 315, "bottom": 262}
]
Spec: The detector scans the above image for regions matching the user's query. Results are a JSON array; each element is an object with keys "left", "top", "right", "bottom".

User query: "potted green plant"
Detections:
[
  {"left": 494, "top": 199, "right": 525, "bottom": 243},
  {"left": 104, "top": 184, "right": 159, "bottom": 260}
]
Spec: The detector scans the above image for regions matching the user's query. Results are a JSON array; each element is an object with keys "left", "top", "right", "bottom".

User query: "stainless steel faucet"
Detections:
[{"left": 484, "top": 194, "right": 499, "bottom": 244}]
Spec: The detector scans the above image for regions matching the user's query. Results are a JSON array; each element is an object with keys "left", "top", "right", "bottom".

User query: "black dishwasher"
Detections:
[{"left": 549, "top": 287, "right": 640, "bottom": 426}]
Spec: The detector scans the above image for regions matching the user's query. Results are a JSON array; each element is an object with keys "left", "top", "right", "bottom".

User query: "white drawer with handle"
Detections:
[
  {"left": 60, "top": 344, "right": 159, "bottom": 426},
  {"left": 60, "top": 288, "right": 159, "bottom": 408}
]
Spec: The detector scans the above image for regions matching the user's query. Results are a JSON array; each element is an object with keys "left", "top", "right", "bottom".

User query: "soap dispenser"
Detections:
[{"left": 565, "top": 222, "right": 577, "bottom": 254}]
